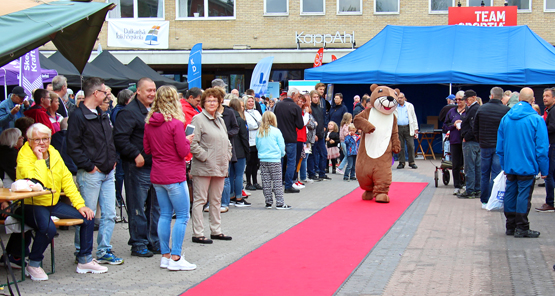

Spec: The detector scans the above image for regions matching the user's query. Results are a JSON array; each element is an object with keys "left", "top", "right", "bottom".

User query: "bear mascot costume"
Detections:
[{"left": 353, "top": 84, "right": 401, "bottom": 203}]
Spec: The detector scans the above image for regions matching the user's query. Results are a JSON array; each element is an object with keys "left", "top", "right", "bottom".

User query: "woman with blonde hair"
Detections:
[
  {"left": 256, "top": 111, "right": 290, "bottom": 209},
  {"left": 336, "top": 112, "right": 353, "bottom": 174},
  {"left": 143, "top": 85, "right": 196, "bottom": 271},
  {"left": 243, "top": 95, "right": 262, "bottom": 191}
]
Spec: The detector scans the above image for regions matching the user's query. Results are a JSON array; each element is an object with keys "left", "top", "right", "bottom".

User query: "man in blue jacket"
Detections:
[{"left": 497, "top": 87, "right": 549, "bottom": 238}]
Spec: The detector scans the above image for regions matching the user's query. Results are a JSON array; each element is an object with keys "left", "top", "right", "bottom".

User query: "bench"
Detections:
[{"left": 0, "top": 218, "right": 83, "bottom": 274}]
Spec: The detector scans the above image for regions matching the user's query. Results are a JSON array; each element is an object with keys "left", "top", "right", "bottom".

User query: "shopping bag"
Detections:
[{"left": 486, "top": 171, "right": 506, "bottom": 211}]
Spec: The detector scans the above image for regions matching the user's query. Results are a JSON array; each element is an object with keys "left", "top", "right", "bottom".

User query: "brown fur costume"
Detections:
[{"left": 353, "top": 84, "right": 401, "bottom": 202}]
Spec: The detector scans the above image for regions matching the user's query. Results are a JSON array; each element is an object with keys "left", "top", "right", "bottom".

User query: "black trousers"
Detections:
[
  {"left": 245, "top": 146, "right": 259, "bottom": 185},
  {"left": 451, "top": 143, "right": 464, "bottom": 189}
]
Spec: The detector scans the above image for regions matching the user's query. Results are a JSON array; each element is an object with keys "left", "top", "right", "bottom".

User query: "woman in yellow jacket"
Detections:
[{"left": 16, "top": 123, "right": 105, "bottom": 281}]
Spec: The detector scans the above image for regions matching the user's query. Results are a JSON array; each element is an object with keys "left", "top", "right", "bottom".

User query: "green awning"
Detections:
[{"left": 0, "top": 0, "right": 114, "bottom": 73}]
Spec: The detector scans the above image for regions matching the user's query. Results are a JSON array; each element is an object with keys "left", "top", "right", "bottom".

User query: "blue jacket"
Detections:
[
  {"left": 0, "top": 94, "right": 27, "bottom": 132},
  {"left": 496, "top": 101, "right": 549, "bottom": 176},
  {"left": 256, "top": 126, "right": 285, "bottom": 163},
  {"left": 344, "top": 134, "right": 360, "bottom": 156}
]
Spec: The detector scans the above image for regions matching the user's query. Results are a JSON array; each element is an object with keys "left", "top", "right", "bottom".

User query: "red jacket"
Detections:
[
  {"left": 144, "top": 113, "right": 190, "bottom": 185},
  {"left": 181, "top": 99, "right": 202, "bottom": 127},
  {"left": 24, "top": 106, "right": 56, "bottom": 134},
  {"left": 296, "top": 111, "right": 307, "bottom": 142}
]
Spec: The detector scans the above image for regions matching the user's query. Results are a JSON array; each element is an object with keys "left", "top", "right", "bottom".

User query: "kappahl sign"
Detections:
[
  {"left": 448, "top": 6, "right": 517, "bottom": 26},
  {"left": 296, "top": 31, "right": 355, "bottom": 46},
  {"left": 108, "top": 20, "right": 169, "bottom": 49}
]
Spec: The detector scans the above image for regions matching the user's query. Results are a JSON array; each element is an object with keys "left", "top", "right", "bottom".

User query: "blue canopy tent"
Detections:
[
  {"left": 304, "top": 25, "right": 555, "bottom": 85},
  {"left": 305, "top": 25, "right": 555, "bottom": 155}
]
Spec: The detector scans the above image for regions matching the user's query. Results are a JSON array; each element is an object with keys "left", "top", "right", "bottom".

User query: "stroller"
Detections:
[{"left": 434, "top": 133, "right": 465, "bottom": 187}]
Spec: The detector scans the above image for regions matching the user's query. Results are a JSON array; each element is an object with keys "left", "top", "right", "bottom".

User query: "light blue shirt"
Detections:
[
  {"left": 397, "top": 103, "right": 409, "bottom": 126},
  {"left": 0, "top": 94, "right": 26, "bottom": 133},
  {"left": 256, "top": 126, "right": 286, "bottom": 163}
]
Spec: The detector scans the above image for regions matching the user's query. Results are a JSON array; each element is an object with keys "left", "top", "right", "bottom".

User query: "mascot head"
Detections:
[{"left": 369, "top": 84, "right": 399, "bottom": 115}]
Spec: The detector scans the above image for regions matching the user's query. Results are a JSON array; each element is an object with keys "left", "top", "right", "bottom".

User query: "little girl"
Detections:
[
  {"left": 326, "top": 121, "right": 340, "bottom": 174},
  {"left": 343, "top": 124, "right": 360, "bottom": 181},
  {"left": 337, "top": 113, "right": 353, "bottom": 175},
  {"left": 255, "top": 111, "right": 291, "bottom": 209}
]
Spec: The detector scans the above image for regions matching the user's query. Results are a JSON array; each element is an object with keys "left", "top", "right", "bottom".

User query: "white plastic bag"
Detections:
[
  {"left": 486, "top": 171, "right": 506, "bottom": 211},
  {"left": 10, "top": 179, "right": 43, "bottom": 192}
]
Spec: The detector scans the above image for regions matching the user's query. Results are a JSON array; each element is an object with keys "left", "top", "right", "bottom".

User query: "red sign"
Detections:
[
  {"left": 448, "top": 6, "right": 517, "bottom": 27},
  {"left": 331, "top": 55, "right": 337, "bottom": 61},
  {"left": 313, "top": 48, "right": 324, "bottom": 67}
]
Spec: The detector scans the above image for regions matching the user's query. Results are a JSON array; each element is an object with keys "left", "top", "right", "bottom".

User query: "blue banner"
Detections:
[
  {"left": 187, "top": 43, "right": 202, "bottom": 89},
  {"left": 250, "top": 56, "right": 274, "bottom": 97}
]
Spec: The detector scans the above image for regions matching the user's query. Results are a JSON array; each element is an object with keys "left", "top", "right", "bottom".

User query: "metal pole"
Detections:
[{"left": 449, "top": 83, "right": 452, "bottom": 95}]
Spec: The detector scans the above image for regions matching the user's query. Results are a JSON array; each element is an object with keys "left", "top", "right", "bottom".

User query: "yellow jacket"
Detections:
[{"left": 16, "top": 142, "right": 85, "bottom": 209}]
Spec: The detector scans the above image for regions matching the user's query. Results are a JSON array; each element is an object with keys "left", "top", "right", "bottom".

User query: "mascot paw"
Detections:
[
  {"left": 393, "top": 147, "right": 401, "bottom": 154},
  {"left": 362, "top": 191, "right": 374, "bottom": 200},
  {"left": 375, "top": 193, "right": 390, "bottom": 203}
]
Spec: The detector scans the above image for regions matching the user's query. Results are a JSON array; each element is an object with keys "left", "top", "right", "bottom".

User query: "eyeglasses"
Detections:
[
  {"left": 205, "top": 100, "right": 219, "bottom": 104},
  {"left": 96, "top": 90, "right": 107, "bottom": 96},
  {"left": 30, "top": 137, "right": 50, "bottom": 144},
  {"left": 455, "top": 99, "right": 463, "bottom": 101}
]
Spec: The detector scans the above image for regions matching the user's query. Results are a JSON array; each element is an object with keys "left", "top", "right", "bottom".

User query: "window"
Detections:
[
  {"left": 507, "top": 0, "right": 531, "bottom": 11},
  {"left": 429, "top": 0, "right": 454, "bottom": 13},
  {"left": 301, "top": 0, "right": 325, "bottom": 14},
  {"left": 265, "top": 0, "right": 288, "bottom": 15},
  {"left": 338, "top": 0, "right": 362, "bottom": 14},
  {"left": 176, "top": 0, "right": 235, "bottom": 19},
  {"left": 375, "top": 0, "right": 399, "bottom": 13},
  {"left": 467, "top": 0, "right": 492, "bottom": 5},
  {"left": 108, "top": 0, "right": 164, "bottom": 18},
  {"left": 545, "top": 0, "right": 555, "bottom": 11}
]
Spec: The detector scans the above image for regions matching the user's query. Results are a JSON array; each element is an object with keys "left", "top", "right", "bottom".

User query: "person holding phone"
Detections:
[{"left": 0, "top": 86, "right": 30, "bottom": 133}]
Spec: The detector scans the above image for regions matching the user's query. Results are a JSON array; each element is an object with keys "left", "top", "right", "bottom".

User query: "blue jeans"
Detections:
[
  {"left": 344, "top": 155, "right": 357, "bottom": 179},
  {"left": 25, "top": 202, "right": 94, "bottom": 266},
  {"left": 74, "top": 169, "right": 116, "bottom": 257},
  {"left": 338, "top": 142, "right": 347, "bottom": 170},
  {"left": 479, "top": 147, "right": 502, "bottom": 203},
  {"left": 222, "top": 175, "right": 231, "bottom": 207},
  {"left": 229, "top": 158, "right": 247, "bottom": 198},
  {"left": 545, "top": 145, "right": 555, "bottom": 206},
  {"left": 504, "top": 174, "right": 535, "bottom": 230},
  {"left": 283, "top": 143, "right": 297, "bottom": 189},
  {"left": 300, "top": 157, "right": 307, "bottom": 181},
  {"left": 463, "top": 141, "right": 481, "bottom": 193},
  {"left": 309, "top": 137, "right": 327, "bottom": 178},
  {"left": 154, "top": 181, "right": 190, "bottom": 256},
  {"left": 123, "top": 161, "right": 160, "bottom": 251}
]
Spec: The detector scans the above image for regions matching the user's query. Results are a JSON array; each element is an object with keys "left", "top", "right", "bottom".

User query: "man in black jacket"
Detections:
[
  {"left": 473, "top": 87, "right": 510, "bottom": 206},
  {"left": 307, "top": 90, "right": 330, "bottom": 181},
  {"left": 67, "top": 77, "right": 122, "bottom": 265},
  {"left": 274, "top": 87, "right": 304, "bottom": 193},
  {"left": 114, "top": 77, "right": 159, "bottom": 257},
  {"left": 536, "top": 87, "right": 555, "bottom": 212},
  {"left": 459, "top": 90, "right": 481, "bottom": 198}
]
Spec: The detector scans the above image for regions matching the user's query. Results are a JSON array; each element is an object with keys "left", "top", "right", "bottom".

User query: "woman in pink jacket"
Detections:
[{"left": 144, "top": 86, "right": 196, "bottom": 271}]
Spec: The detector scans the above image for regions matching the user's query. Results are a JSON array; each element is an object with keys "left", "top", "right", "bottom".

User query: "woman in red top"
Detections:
[
  {"left": 143, "top": 86, "right": 196, "bottom": 271},
  {"left": 293, "top": 93, "right": 311, "bottom": 189}
]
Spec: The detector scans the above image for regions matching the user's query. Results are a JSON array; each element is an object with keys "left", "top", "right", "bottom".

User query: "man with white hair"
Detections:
[
  {"left": 274, "top": 87, "right": 304, "bottom": 194},
  {"left": 231, "top": 89, "right": 240, "bottom": 97},
  {"left": 497, "top": 87, "right": 548, "bottom": 238},
  {"left": 52, "top": 75, "right": 76, "bottom": 117}
]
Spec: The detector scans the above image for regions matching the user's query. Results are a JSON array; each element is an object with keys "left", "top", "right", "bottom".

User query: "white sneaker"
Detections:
[
  {"left": 336, "top": 168, "right": 344, "bottom": 175},
  {"left": 220, "top": 206, "right": 229, "bottom": 213},
  {"left": 167, "top": 256, "right": 197, "bottom": 271},
  {"left": 482, "top": 203, "right": 487, "bottom": 210},
  {"left": 453, "top": 188, "right": 460, "bottom": 195},
  {"left": 25, "top": 266, "right": 48, "bottom": 281},
  {"left": 301, "top": 178, "right": 313, "bottom": 184},
  {"left": 160, "top": 257, "right": 170, "bottom": 269},
  {"left": 292, "top": 183, "right": 304, "bottom": 190},
  {"left": 76, "top": 259, "right": 108, "bottom": 274}
]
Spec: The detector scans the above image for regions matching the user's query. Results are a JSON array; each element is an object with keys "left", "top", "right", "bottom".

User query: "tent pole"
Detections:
[
  {"left": 3, "top": 69, "right": 6, "bottom": 100},
  {"left": 449, "top": 83, "right": 452, "bottom": 95}
]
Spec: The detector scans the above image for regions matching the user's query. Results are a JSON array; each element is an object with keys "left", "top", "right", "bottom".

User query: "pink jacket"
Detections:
[{"left": 144, "top": 113, "right": 190, "bottom": 185}]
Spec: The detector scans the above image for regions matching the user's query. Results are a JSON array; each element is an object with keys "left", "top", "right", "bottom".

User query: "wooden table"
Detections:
[
  {"left": 0, "top": 188, "right": 54, "bottom": 284},
  {"left": 416, "top": 130, "right": 442, "bottom": 160}
]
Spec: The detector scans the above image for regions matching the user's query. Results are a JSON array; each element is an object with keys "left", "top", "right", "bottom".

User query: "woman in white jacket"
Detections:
[{"left": 243, "top": 95, "right": 262, "bottom": 190}]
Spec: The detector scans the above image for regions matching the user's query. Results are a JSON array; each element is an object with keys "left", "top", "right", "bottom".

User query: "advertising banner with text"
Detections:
[
  {"left": 448, "top": 6, "right": 517, "bottom": 27},
  {"left": 108, "top": 20, "right": 170, "bottom": 49}
]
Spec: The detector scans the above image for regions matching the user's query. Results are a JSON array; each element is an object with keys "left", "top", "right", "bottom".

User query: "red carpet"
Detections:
[{"left": 183, "top": 182, "right": 427, "bottom": 296}]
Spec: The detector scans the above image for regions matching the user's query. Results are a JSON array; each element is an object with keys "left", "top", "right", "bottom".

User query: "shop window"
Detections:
[
  {"left": 546, "top": 0, "right": 555, "bottom": 11},
  {"left": 265, "top": 0, "right": 288, "bottom": 15},
  {"left": 337, "top": 0, "right": 362, "bottom": 14},
  {"left": 176, "top": 0, "right": 235, "bottom": 19},
  {"left": 301, "top": 0, "right": 325, "bottom": 15},
  {"left": 507, "top": 0, "right": 531, "bottom": 11},
  {"left": 375, "top": 0, "right": 399, "bottom": 13},
  {"left": 108, "top": 0, "right": 164, "bottom": 18},
  {"left": 429, "top": 0, "right": 454, "bottom": 13},
  {"left": 467, "top": 0, "right": 492, "bottom": 5}
]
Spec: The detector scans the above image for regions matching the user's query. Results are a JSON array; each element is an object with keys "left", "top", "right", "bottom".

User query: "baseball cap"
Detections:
[
  {"left": 67, "top": 88, "right": 73, "bottom": 95},
  {"left": 11, "top": 86, "right": 27, "bottom": 98},
  {"left": 280, "top": 91, "right": 287, "bottom": 96},
  {"left": 128, "top": 85, "right": 137, "bottom": 93},
  {"left": 446, "top": 94, "right": 455, "bottom": 100},
  {"left": 463, "top": 90, "right": 477, "bottom": 100},
  {"left": 211, "top": 79, "right": 227, "bottom": 88}
]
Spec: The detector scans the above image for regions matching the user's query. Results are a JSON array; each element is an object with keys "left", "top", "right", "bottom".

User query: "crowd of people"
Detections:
[
  {"left": 441, "top": 86, "right": 550, "bottom": 238},
  {"left": 0, "top": 76, "right": 373, "bottom": 281}
]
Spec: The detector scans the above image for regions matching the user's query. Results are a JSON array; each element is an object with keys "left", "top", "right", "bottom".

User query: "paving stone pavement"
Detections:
[{"left": 4, "top": 159, "right": 555, "bottom": 295}]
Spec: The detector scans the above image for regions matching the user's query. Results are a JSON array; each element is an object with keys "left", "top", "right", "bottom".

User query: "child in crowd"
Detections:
[
  {"left": 343, "top": 124, "right": 360, "bottom": 181},
  {"left": 326, "top": 121, "right": 340, "bottom": 174},
  {"left": 256, "top": 111, "right": 291, "bottom": 209},
  {"left": 337, "top": 113, "right": 353, "bottom": 175}
]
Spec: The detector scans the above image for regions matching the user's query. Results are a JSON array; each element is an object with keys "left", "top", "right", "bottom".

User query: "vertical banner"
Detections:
[
  {"left": 250, "top": 56, "right": 274, "bottom": 98},
  {"left": 188, "top": 43, "right": 203, "bottom": 89},
  {"left": 19, "top": 48, "right": 42, "bottom": 98},
  {"left": 313, "top": 48, "right": 324, "bottom": 67}
]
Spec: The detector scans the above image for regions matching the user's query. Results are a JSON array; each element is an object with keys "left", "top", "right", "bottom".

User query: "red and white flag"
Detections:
[
  {"left": 313, "top": 48, "right": 324, "bottom": 67},
  {"left": 331, "top": 55, "right": 337, "bottom": 61}
]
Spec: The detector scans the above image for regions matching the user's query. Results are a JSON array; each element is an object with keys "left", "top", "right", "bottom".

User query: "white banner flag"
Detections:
[{"left": 108, "top": 20, "right": 170, "bottom": 49}]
